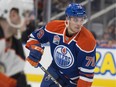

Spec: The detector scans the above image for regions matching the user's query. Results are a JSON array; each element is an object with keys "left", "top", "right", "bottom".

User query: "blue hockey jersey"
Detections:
[{"left": 26, "top": 20, "right": 96, "bottom": 87}]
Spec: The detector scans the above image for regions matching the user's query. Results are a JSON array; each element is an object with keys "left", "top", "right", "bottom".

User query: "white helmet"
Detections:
[{"left": 0, "top": 0, "right": 34, "bottom": 28}]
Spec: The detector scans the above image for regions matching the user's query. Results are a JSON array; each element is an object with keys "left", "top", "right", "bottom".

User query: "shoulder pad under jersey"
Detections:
[
  {"left": 45, "top": 20, "right": 65, "bottom": 34},
  {"left": 75, "top": 27, "right": 96, "bottom": 53}
]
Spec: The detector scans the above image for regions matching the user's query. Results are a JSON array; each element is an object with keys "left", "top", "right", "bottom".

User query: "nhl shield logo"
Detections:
[{"left": 53, "top": 35, "right": 60, "bottom": 45}]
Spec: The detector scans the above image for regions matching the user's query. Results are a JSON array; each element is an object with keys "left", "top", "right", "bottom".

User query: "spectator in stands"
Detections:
[
  {"left": 107, "top": 25, "right": 116, "bottom": 40},
  {"left": 98, "top": 30, "right": 116, "bottom": 48},
  {"left": 0, "top": 0, "right": 34, "bottom": 87}
]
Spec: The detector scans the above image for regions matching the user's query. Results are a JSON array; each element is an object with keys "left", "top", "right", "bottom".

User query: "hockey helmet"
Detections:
[
  {"left": 65, "top": 3, "right": 86, "bottom": 17},
  {"left": 0, "top": 0, "right": 34, "bottom": 28},
  {"left": 65, "top": 3, "right": 87, "bottom": 24}
]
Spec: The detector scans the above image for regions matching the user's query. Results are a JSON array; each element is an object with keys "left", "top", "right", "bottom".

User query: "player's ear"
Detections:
[
  {"left": 65, "top": 16, "right": 69, "bottom": 27},
  {"left": 66, "top": 16, "right": 70, "bottom": 21}
]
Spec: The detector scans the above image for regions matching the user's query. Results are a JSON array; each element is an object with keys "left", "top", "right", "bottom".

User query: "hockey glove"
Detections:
[{"left": 27, "top": 44, "right": 44, "bottom": 67}]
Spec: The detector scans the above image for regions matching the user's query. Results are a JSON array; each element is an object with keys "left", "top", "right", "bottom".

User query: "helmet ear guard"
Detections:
[{"left": 0, "top": 0, "right": 34, "bottom": 28}]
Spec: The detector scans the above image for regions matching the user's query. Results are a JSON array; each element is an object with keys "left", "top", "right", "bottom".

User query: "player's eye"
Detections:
[{"left": 70, "top": 17, "right": 84, "bottom": 23}]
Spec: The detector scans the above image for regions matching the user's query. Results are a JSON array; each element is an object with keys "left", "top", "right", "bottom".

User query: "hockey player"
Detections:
[
  {"left": 26, "top": 3, "right": 96, "bottom": 87},
  {"left": 0, "top": 0, "right": 34, "bottom": 87},
  {"left": 0, "top": 25, "right": 16, "bottom": 87}
]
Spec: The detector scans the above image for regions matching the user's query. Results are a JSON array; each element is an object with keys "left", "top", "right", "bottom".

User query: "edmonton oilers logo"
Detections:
[{"left": 54, "top": 45, "right": 74, "bottom": 69}]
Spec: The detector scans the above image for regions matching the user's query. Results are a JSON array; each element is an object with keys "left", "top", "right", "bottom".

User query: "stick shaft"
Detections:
[{"left": 38, "top": 63, "right": 62, "bottom": 87}]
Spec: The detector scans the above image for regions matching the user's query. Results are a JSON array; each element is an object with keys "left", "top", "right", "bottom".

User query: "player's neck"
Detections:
[{"left": 66, "top": 29, "right": 76, "bottom": 37}]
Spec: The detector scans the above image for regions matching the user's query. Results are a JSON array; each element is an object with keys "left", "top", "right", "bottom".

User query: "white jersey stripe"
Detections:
[
  {"left": 30, "top": 33, "right": 35, "bottom": 38},
  {"left": 70, "top": 76, "right": 79, "bottom": 80},
  {"left": 45, "top": 28, "right": 63, "bottom": 36},
  {"left": 80, "top": 76, "right": 93, "bottom": 82},
  {"left": 79, "top": 67, "right": 94, "bottom": 73},
  {"left": 70, "top": 81, "right": 77, "bottom": 85},
  {"left": 27, "top": 38, "right": 38, "bottom": 42}
]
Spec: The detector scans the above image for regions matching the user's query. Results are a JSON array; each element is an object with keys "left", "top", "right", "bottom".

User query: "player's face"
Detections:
[
  {"left": 9, "top": 9, "right": 32, "bottom": 29},
  {"left": 5, "top": 10, "right": 32, "bottom": 38},
  {"left": 9, "top": 9, "right": 21, "bottom": 26},
  {"left": 68, "top": 17, "right": 84, "bottom": 34}
]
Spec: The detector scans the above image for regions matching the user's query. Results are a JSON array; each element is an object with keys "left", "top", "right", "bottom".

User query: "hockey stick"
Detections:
[{"left": 38, "top": 63, "right": 62, "bottom": 87}]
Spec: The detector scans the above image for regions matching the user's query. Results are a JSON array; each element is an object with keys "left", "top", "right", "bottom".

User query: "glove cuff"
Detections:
[{"left": 26, "top": 58, "right": 40, "bottom": 67}]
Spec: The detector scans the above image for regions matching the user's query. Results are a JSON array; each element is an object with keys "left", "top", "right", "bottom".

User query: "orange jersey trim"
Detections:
[
  {"left": 77, "top": 79, "right": 92, "bottom": 87},
  {"left": 46, "top": 20, "right": 65, "bottom": 34},
  {"left": 75, "top": 27, "right": 96, "bottom": 52},
  {"left": 0, "top": 73, "right": 17, "bottom": 87}
]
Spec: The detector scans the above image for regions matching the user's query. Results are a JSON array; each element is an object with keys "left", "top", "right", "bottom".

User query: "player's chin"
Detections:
[
  {"left": 72, "top": 30, "right": 78, "bottom": 34},
  {"left": 74, "top": 28, "right": 80, "bottom": 32}
]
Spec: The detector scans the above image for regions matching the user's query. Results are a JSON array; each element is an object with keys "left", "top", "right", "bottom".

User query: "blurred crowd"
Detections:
[{"left": 96, "top": 23, "right": 116, "bottom": 48}]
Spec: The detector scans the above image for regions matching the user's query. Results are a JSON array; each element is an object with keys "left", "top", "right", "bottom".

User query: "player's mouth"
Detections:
[{"left": 75, "top": 26, "right": 80, "bottom": 30}]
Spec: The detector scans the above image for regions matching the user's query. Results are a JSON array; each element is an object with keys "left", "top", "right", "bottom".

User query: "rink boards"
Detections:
[{"left": 24, "top": 46, "right": 116, "bottom": 87}]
